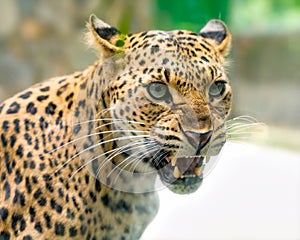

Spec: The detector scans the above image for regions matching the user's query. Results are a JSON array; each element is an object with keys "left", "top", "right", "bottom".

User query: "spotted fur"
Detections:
[{"left": 0, "top": 15, "right": 232, "bottom": 239}]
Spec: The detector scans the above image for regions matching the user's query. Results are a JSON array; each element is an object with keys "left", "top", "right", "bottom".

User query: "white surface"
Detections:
[{"left": 142, "top": 143, "right": 300, "bottom": 240}]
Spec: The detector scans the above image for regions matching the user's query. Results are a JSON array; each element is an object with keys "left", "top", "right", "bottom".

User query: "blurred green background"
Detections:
[{"left": 0, "top": 0, "right": 299, "bottom": 151}]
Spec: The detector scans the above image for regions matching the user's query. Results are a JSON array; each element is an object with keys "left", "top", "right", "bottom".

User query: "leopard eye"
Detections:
[
  {"left": 209, "top": 81, "right": 227, "bottom": 98},
  {"left": 147, "top": 82, "right": 171, "bottom": 101}
]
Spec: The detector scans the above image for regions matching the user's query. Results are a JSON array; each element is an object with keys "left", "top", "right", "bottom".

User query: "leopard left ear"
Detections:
[
  {"left": 86, "top": 14, "right": 125, "bottom": 57},
  {"left": 199, "top": 19, "right": 231, "bottom": 57}
]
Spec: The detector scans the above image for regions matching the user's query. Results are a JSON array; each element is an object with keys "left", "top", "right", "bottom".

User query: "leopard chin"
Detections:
[{"left": 165, "top": 176, "right": 203, "bottom": 194}]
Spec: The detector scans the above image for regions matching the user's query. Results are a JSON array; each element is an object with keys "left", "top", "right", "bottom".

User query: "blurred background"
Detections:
[{"left": 0, "top": 1, "right": 299, "bottom": 239}]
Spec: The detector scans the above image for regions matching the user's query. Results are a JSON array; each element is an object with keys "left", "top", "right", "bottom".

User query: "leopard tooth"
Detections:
[
  {"left": 171, "top": 158, "right": 176, "bottom": 167},
  {"left": 173, "top": 166, "right": 181, "bottom": 178},
  {"left": 194, "top": 165, "right": 204, "bottom": 176}
]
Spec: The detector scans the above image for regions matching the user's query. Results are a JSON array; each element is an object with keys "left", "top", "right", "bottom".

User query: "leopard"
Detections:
[{"left": 0, "top": 14, "right": 232, "bottom": 239}]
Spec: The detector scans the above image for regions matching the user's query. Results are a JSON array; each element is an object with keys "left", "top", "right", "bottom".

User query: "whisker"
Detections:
[
  {"left": 226, "top": 139, "right": 255, "bottom": 145},
  {"left": 129, "top": 146, "right": 162, "bottom": 174},
  {"left": 107, "top": 146, "right": 151, "bottom": 178},
  {"left": 72, "top": 107, "right": 114, "bottom": 126},
  {"left": 73, "top": 117, "right": 144, "bottom": 133},
  {"left": 151, "top": 150, "right": 169, "bottom": 168},
  {"left": 129, "top": 141, "right": 165, "bottom": 173},
  {"left": 94, "top": 118, "right": 145, "bottom": 129},
  {"left": 227, "top": 136, "right": 256, "bottom": 141},
  {"left": 49, "top": 129, "right": 148, "bottom": 154},
  {"left": 226, "top": 123, "right": 264, "bottom": 131},
  {"left": 55, "top": 134, "right": 149, "bottom": 174},
  {"left": 69, "top": 139, "right": 148, "bottom": 179},
  {"left": 110, "top": 143, "right": 159, "bottom": 177},
  {"left": 226, "top": 115, "right": 259, "bottom": 124},
  {"left": 225, "top": 115, "right": 266, "bottom": 143},
  {"left": 94, "top": 139, "right": 151, "bottom": 179},
  {"left": 95, "top": 107, "right": 114, "bottom": 117},
  {"left": 110, "top": 146, "right": 160, "bottom": 185},
  {"left": 227, "top": 130, "right": 264, "bottom": 135}
]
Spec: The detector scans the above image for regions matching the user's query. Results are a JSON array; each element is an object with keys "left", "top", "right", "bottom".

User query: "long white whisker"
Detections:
[
  {"left": 73, "top": 117, "right": 144, "bottom": 129},
  {"left": 91, "top": 118, "right": 146, "bottom": 131},
  {"left": 226, "top": 122, "right": 257, "bottom": 129},
  {"left": 111, "top": 146, "right": 160, "bottom": 185},
  {"left": 73, "top": 107, "right": 114, "bottom": 126},
  {"left": 69, "top": 140, "right": 148, "bottom": 179},
  {"left": 151, "top": 150, "right": 169, "bottom": 167},
  {"left": 94, "top": 139, "right": 151, "bottom": 179},
  {"left": 226, "top": 123, "right": 264, "bottom": 131},
  {"left": 226, "top": 115, "right": 258, "bottom": 124},
  {"left": 227, "top": 131, "right": 264, "bottom": 135},
  {"left": 107, "top": 143, "right": 158, "bottom": 178},
  {"left": 227, "top": 136, "right": 256, "bottom": 141},
  {"left": 55, "top": 134, "right": 149, "bottom": 174},
  {"left": 112, "top": 143, "right": 159, "bottom": 176},
  {"left": 96, "top": 107, "right": 114, "bottom": 116},
  {"left": 129, "top": 146, "right": 162, "bottom": 174},
  {"left": 49, "top": 129, "right": 148, "bottom": 154},
  {"left": 129, "top": 142, "right": 164, "bottom": 174},
  {"left": 94, "top": 118, "right": 145, "bottom": 129},
  {"left": 225, "top": 115, "right": 266, "bottom": 144}
]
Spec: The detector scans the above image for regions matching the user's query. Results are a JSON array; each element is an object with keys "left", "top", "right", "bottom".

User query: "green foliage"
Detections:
[{"left": 154, "top": 0, "right": 229, "bottom": 31}]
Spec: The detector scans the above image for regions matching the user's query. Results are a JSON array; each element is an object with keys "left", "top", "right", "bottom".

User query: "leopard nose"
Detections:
[{"left": 184, "top": 130, "right": 213, "bottom": 150}]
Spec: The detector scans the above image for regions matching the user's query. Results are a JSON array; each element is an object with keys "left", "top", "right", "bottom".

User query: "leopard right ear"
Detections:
[
  {"left": 86, "top": 14, "right": 126, "bottom": 57},
  {"left": 199, "top": 19, "right": 231, "bottom": 57}
]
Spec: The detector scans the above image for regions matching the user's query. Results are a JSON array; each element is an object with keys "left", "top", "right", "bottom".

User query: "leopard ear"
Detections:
[
  {"left": 199, "top": 19, "right": 231, "bottom": 57},
  {"left": 86, "top": 14, "right": 125, "bottom": 57}
]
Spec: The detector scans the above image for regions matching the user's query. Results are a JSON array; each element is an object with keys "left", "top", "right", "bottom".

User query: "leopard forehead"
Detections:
[
  {"left": 127, "top": 29, "right": 212, "bottom": 51},
  {"left": 124, "top": 29, "right": 223, "bottom": 69}
]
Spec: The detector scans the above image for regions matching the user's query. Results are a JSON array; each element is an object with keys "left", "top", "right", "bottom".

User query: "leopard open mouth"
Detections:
[{"left": 151, "top": 153, "right": 210, "bottom": 194}]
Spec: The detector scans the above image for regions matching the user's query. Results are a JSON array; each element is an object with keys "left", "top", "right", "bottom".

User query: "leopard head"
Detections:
[{"left": 74, "top": 15, "right": 232, "bottom": 194}]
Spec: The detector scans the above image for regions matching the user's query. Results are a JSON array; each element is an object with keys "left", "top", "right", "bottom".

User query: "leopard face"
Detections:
[{"left": 74, "top": 15, "right": 232, "bottom": 194}]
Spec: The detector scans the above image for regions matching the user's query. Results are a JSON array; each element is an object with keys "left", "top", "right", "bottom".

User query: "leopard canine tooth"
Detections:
[
  {"left": 171, "top": 158, "right": 176, "bottom": 167},
  {"left": 194, "top": 165, "right": 204, "bottom": 176},
  {"left": 173, "top": 166, "right": 181, "bottom": 178}
]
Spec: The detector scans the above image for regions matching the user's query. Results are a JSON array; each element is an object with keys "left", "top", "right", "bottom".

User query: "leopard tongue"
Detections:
[{"left": 176, "top": 157, "right": 198, "bottom": 173}]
